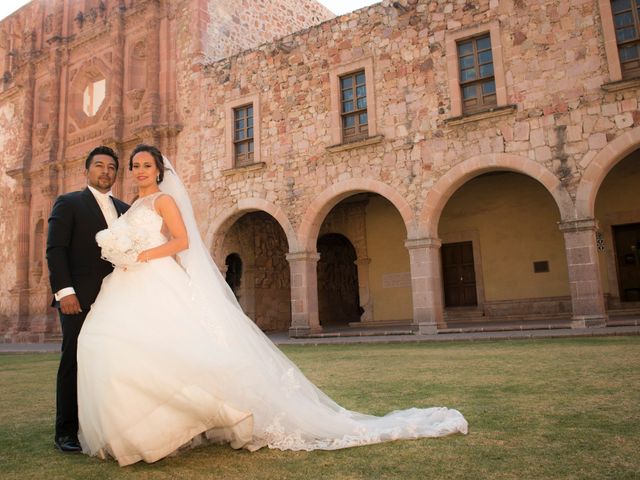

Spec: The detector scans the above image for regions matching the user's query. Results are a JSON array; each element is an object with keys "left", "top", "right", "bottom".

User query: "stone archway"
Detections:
[
  {"left": 297, "top": 178, "right": 416, "bottom": 252},
  {"left": 417, "top": 153, "right": 573, "bottom": 238},
  {"left": 292, "top": 185, "right": 414, "bottom": 336},
  {"left": 407, "top": 154, "right": 574, "bottom": 333},
  {"left": 438, "top": 171, "right": 570, "bottom": 325},
  {"left": 209, "top": 200, "right": 295, "bottom": 332},
  {"left": 414, "top": 153, "right": 610, "bottom": 330},
  {"left": 207, "top": 198, "right": 298, "bottom": 266},
  {"left": 576, "top": 125, "right": 640, "bottom": 219},
  {"left": 593, "top": 151, "right": 640, "bottom": 310}
]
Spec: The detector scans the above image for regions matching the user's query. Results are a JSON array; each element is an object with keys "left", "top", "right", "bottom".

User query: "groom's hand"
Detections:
[{"left": 60, "top": 294, "right": 82, "bottom": 315}]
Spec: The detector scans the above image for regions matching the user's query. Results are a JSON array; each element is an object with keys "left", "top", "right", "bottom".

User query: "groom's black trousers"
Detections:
[{"left": 56, "top": 310, "right": 88, "bottom": 439}]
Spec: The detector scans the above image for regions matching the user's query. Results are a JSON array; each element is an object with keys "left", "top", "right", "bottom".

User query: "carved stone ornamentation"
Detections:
[
  {"left": 126, "top": 88, "right": 145, "bottom": 110},
  {"left": 34, "top": 122, "right": 49, "bottom": 143},
  {"left": 133, "top": 40, "right": 146, "bottom": 59},
  {"left": 44, "top": 14, "right": 54, "bottom": 34}
]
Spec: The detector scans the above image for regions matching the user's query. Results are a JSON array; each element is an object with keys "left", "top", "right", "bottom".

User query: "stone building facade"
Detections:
[
  {"left": 0, "top": 0, "right": 333, "bottom": 340},
  {"left": 1, "top": 0, "right": 639, "bottom": 340}
]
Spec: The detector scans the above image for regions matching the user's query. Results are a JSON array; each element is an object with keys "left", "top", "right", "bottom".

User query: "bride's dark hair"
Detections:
[{"left": 129, "top": 144, "right": 165, "bottom": 183}]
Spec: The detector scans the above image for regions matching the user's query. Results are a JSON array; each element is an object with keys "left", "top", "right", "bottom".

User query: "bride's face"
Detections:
[{"left": 131, "top": 152, "right": 159, "bottom": 188}]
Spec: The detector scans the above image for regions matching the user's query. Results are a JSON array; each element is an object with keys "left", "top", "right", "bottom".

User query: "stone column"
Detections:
[
  {"left": 110, "top": 4, "right": 126, "bottom": 143},
  {"left": 559, "top": 219, "right": 608, "bottom": 328},
  {"left": 286, "top": 252, "right": 321, "bottom": 337},
  {"left": 354, "top": 257, "right": 373, "bottom": 323},
  {"left": 11, "top": 54, "right": 36, "bottom": 335},
  {"left": 14, "top": 187, "right": 31, "bottom": 332},
  {"left": 41, "top": 181, "right": 59, "bottom": 335},
  {"left": 144, "top": 7, "right": 161, "bottom": 126},
  {"left": 405, "top": 238, "right": 444, "bottom": 335}
]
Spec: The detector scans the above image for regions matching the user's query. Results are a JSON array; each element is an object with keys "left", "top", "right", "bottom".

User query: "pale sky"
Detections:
[{"left": 0, "top": 0, "right": 380, "bottom": 22}]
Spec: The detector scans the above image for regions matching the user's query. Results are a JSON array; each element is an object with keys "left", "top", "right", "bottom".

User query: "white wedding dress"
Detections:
[{"left": 77, "top": 168, "right": 468, "bottom": 467}]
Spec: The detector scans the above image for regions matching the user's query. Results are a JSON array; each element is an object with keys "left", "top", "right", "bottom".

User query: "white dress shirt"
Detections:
[{"left": 54, "top": 186, "right": 118, "bottom": 302}]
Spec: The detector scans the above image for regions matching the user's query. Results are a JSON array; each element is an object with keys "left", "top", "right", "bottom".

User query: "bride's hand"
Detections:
[{"left": 137, "top": 251, "right": 150, "bottom": 263}]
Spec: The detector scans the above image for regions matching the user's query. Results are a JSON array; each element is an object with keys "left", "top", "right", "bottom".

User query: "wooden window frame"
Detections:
[
  {"left": 339, "top": 70, "right": 369, "bottom": 143},
  {"left": 446, "top": 21, "right": 507, "bottom": 118},
  {"left": 233, "top": 104, "right": 255, "bottom": 167},
  {"left": 600, "top": 0, "right": 630, "bottom": 82},
  {"left": 611, "top": 0, "right": 640, "bottom": 79},
  {"left": 457, "top": 35, "right": 497, "bottom": 114},
  {"left": 329, "top": 57, "right": 378, "bottom": 146},
  {"left": 225, "top": 94, "right": 261, "bottom": 170}
]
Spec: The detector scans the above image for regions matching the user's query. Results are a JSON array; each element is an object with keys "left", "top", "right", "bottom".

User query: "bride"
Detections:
[{"left": 76, "top": 144, "right": 468, "bottom": 467}]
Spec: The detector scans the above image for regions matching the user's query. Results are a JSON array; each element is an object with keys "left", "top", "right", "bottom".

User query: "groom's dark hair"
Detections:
[
  {"left": 85, "top": 146, "right": 119, "bottom": 170},
  {"left": 129, "top": 144, "right": 165, "bottom": 183}
]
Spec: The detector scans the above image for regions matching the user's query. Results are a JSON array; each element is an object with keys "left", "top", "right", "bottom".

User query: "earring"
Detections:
[{"left": 156, "top": 175, "right": 160, "bottom": 183}]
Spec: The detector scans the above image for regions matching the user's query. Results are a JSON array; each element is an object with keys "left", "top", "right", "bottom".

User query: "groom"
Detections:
[{"left": 46, "top": 146, "right": 129, "bottom": 452}]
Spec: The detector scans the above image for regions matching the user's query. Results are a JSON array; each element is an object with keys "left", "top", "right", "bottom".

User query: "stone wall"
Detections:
[
  {"left": 204, "top": 0, "right": 334, "bottom": 62},
  {"left": 197, "top": 0, "right": 624, "bottom": 235},
  {"left": 2, "top": 0, "right": 640, "bottom": 337},
  {"left": 222, "top": 212, "right": 290, "bottom": 331},
  {"left": 0, "top": 0, "right": 333, "bottom": 339},
  {"left": 191, "top": 0, "right": 639, "bottom": 332}
]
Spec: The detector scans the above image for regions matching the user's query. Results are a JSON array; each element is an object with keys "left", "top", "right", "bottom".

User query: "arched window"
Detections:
[{"left": 225, "top": 253, "right": 243, "bottom": 298}]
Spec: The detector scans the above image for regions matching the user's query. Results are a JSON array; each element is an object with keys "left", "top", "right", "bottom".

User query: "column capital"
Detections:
[
  {"left": 558, "top": 218, "right": 598, "bottom": 233},
  {"left": 40, "top": 184, "right": 58, "bottom": 198},
  {"left": 404, "top": 237, "right": 442, "bottom": 250},
  {"left": 286, "top": 251, "right": 320, "bottom": 263}
]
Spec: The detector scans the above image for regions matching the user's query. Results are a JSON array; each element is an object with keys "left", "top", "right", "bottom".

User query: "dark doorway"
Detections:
[
  {"left": 441, "top": 241, "right": 478, "bottom": 307},
  {"left": 613, "top": 223, "right": 640, "bottom": 302},
  {"left": 317, "top": 234, "right": 361, "bottom": 326},
  {"left": 225, "top": 253, "right": 243, "bottom": 299}
]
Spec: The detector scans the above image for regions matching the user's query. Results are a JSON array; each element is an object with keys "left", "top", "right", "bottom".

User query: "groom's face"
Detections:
[{"left": 87, "top": 154, "right": 117, "bottom": 193}]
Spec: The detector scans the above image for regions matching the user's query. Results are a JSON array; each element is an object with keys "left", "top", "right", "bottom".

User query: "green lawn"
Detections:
[{"left": 0, "top": 337, "right": 638, "bottom": 479}]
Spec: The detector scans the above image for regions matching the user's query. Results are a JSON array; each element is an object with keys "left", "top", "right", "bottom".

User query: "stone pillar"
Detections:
[
  {"left": 10, "top": 53, "right": 36, "bottom": 335},
  {"left": 110, "top": 4, "right": 126, "bottom": 143},
  {"left": 559, "top": 219, "right": 608, "bottom": 328},
  {"left": 286, "top": 252, "right": 321, "bottom": 337},
  {"left": 41, "top": 181, "right": 59, "bottom": 335},
  {"left": 46, "top": 43, "right": 62, "bottom": 164},
  {"left": 405, "top": 238, "right": 444, "bottom": 335},
  {"left": 144, "top": 6, "right": 161, "bottom": 126},
  {"left": 354, "top": 257, "right": 373, "bottom": 323},
  {"left": 14, "top": 187, "right": 31, "bottom": 332}
]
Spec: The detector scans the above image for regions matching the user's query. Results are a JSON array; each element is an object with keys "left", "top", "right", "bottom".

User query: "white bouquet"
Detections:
[{"left": 96, "top": 221, "right": 146, "bottom": 268}]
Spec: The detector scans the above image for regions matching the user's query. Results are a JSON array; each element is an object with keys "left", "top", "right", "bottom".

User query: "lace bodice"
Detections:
[
  {"left": 124, "top": 192, "right": 167, "bottom": 249},
  {"left": 96, "top": 192, "right": 167, "bottom": 267}
]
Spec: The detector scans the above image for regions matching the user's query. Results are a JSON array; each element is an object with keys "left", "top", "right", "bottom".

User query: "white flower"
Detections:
[{"left": 96, "top": 220, "right": 144, "bottom": 268}]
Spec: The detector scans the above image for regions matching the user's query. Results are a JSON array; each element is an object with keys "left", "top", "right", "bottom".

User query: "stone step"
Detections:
[
  {"left": 347, "top": 320, "right": 413, "bottom": 328},
  {"left": 44, "top": 333, "right": 63, "bottom": 343},
  {"left": 443, "top": 309, "right": 485, "bottom": 319},
  {"left": 608, "top": 308, "right": 640, "bottom": 317},
  {"left": 306, "top": 329, "right": 415, "bottom": 338},
  {"left": 445, "top": 312, "right": 570, "bottom": 324},
  {"left": 607, "top": 317, "right": 640, "bottom": 327},
  {"left": 439, "top": 322, "right": 570, "bottom": 334}
]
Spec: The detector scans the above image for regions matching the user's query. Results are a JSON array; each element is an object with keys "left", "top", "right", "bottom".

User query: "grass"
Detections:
[{"left": 0, "top": 337, "right": 639, "bottom": 479}]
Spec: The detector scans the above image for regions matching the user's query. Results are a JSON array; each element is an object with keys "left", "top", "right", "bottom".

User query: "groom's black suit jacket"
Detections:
[{"left": 47, "top": 188, "right": 129, "bottom": 310}]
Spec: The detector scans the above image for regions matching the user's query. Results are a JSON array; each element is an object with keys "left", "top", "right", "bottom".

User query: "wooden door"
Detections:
[
  {"left": 613, "top": 223, "right": 640, "bottom": 302},
  {"left": 441, "top": 241, "right": 478, "bottom": 307},
  {"left": 317, "top": 234, "right": 361, "bottom": 325}
]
